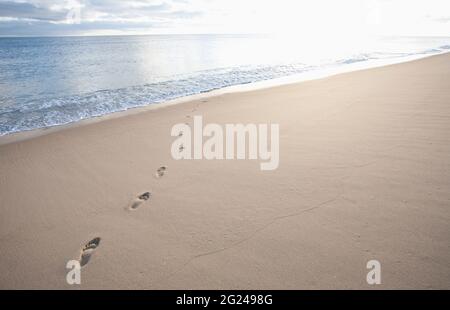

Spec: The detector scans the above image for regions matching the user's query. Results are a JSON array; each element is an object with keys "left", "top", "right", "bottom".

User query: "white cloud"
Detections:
[{"left": 0, "top": 0, "right": 449, "bottom": 36}]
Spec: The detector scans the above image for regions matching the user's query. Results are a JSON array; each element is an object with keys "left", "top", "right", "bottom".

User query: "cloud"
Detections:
[
  {"left": 0, "top": 1, "right": 68, "bottom": 21},
  {"left": 0, "top": 0, "right": 203, "bottom": 35},
  {"left": 434, "top": 17, "right": 450, "bottom": 23},
  {"left": 0, "top": 0, "right": 448, "bottom": 36}
]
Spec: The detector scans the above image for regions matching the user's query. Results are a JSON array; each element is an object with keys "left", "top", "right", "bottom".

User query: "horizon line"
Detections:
[{"left": 1, "top": 33, "right": 450, "bottom": 39}]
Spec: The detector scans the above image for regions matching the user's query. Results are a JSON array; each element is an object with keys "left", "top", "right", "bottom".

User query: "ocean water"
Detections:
[{"left": 0, "top": 34, "right": 449, "bottom": 136}]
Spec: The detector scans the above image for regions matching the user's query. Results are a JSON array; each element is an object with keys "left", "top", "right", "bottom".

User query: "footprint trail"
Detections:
[
  {"left": 155, "top": 166, "right": 167, "bottom": 178},
  {"left": 79, "top": 237, "right": 101, "bottom": 267},
  {"left": 129, "top": 192, "right": 151, "bottom": 210}
]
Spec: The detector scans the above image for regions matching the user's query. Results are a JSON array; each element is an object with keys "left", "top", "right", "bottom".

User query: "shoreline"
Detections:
[{"left": 1, "top": 50, "right": 448, "bottom": 146}]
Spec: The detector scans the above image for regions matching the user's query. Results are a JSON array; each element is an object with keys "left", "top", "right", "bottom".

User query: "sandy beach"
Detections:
[{"left": 0, "top": 53, "right": 449, "bottom": 289}]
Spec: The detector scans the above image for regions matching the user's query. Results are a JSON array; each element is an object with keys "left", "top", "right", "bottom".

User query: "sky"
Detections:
[{"left": 0, "top": 0, "right": 449, "bottom": 37}]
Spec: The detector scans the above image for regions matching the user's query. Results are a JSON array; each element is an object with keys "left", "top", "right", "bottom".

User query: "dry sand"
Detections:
[{"left": 0, "top": 53, "right": 449, "bottom": 289}]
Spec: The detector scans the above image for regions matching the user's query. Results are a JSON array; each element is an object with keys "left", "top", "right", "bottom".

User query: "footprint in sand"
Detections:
[
  {"left": 155, "top": 166, "right": 167, "bottom": 178},
  {"left": 129, "top": 192, "right": 151, "bottom": 210},
  {"left": 79, "top": 237, "right": 101, "bottom": 267}
]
